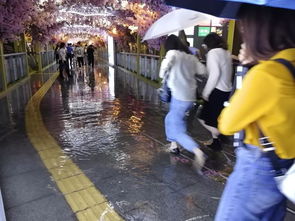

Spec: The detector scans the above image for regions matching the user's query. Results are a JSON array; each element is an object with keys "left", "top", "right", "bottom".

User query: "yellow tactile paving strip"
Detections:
[{"left": 25, "top": 73, "right": 123, "bottom": 221}]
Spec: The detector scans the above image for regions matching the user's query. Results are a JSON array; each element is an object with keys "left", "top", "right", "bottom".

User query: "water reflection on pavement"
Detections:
[
  {"left": 39, "top": 64, "right": 237, "bottom": 220},
  {"left": 1, "top": 63, "right": 293, "bottom": 220}
]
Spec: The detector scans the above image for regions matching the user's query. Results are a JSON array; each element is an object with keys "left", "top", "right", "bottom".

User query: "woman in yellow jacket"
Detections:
[{"left": 215, "top": 4, "right": 295, "bottom": 221}]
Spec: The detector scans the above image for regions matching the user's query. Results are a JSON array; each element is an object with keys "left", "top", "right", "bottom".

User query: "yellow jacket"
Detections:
[{"left": 218, "top": 48, "right": 295, "bottom": 159}]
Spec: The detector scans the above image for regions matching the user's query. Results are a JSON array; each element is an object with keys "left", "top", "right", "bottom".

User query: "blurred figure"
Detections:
[
  {"left": 75, "top": 42, "right": 84, "bottom": 68},
  {"left": 66, "top": 43, "right": 74, "bottom": 69},
  {"left": 87, "top": 44, "right": 95, "bottom": 68},
  {"left": 58, "top": 42, "right": 69, "bottom": 79},
  {"left": 215, "top": 4, "right": 295, "bottom": 221},
  {"left": 54, "top": 43, "right": 60, "bottom": 64},
  {"left": 159, "top": 35, "right": 207, "bottom": 172},
  {"left": 198, "top": 33, "right": 233, "bottom": 151}
]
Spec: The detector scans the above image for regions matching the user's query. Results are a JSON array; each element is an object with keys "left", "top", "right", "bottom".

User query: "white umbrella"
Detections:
[{"left": 142, "top": 9, "right": 219, "bottom": 41}]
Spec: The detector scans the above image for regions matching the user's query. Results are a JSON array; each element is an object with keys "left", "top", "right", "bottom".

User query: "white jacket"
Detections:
[
  {"left": 75, "top": 46, "right": 84, "bottom": 57},
  {"left": 159, "top": 50, "right": 207, "bottom": 101},
  {"left": 202, "top": 48, "right": 233, "bottom": 101},
  {"left": 58, "top": 48, "right": 67, "bottom": 61}
]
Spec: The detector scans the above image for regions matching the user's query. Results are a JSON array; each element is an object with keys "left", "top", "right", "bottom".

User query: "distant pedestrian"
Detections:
[
  {"left": 58, "top": 42, "right": 69, "bottom": 79},
  {"left": 75, "top": 42, "right": 84, "bottom": 68},
  {"left": 87, "top": 44, "right": 95, "bottom": 68},
  {"left": 66, "top": 43, "right": 74, "bottom": 69},
  {"left": 54, "top": 43, "right": 60, "bottom": 64}
]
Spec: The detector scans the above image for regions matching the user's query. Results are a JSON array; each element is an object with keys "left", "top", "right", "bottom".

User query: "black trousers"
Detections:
[
  {"left": 66, "top": 53, "right": 73, "bottom": 68},
  {"left": 88, "top": 55, "right": 94, "bottom": 67},
  {"left": 59, "top": 60, "right": 69, "bottom": 77},
  {"left": 77, "top": 57, "right": 84, "bottom": 67}
]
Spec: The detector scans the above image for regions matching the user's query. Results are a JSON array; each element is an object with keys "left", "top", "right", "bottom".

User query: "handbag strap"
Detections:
[{"left": 274, "top": 58, "right": 295, "bottom": 79}]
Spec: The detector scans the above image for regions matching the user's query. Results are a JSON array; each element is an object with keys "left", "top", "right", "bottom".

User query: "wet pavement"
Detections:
[
  {"left": 40, "top": 65, "right": 227, "bottom": 220},
  {"left": 0, "top": 65, "right": 77, "bottom": 221},
  {"left": 0, "top": 63, "right": 294, "bottom": 221}
]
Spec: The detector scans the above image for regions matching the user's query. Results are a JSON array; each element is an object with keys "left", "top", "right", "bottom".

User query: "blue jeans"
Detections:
[
  {"left": 165, "top": 97, "right": 198, "bottom": 152},
  {"left": 215, "top": 144, "right": 287, "bottom": 221}
]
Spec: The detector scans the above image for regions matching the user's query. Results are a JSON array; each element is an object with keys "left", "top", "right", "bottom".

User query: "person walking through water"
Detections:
[
  {"left": 75, "top": 42, "right": 84, "bottom": 68},
  {"left": 58, "top": 42, "right": 69, "bottom": 80},
  {"left": 198, "top": 33, "right": 233, "bottom": 152},
  {"left": 159, "top": 35, "right": 207, "bottom": 172},
  {"left": 87, "top": 44, "right": 95, "bottom": 68},
  {"left": 66, "top": 43, "right": 74, "bottom": 69},
  {"left": 215, "top": 4, "right": 295, "bottom": 220}
]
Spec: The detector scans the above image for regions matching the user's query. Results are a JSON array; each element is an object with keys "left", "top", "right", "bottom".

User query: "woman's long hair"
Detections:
[
  {"left": 164, "top": 35, "right": 191, "bottom": 54},
  {"left": 238, "top": 4, "right": 295, "bottom": 61},
  {"left": 203, "top": 32, "right": 227, "bottom": 50}
]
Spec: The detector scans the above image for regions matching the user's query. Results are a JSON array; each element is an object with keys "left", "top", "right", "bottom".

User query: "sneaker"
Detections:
[
  {"left": 207, "top": 138, "right": 222, "bottom": 152},
  {"left": 169, "top": 146, "right": 180, "bottom": 154},
  {"left": 193, "top": 148, "right": 206, "bottom": 175}
]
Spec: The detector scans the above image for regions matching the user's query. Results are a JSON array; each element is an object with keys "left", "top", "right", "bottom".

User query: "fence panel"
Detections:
[
  {"left": 41, "top": 50, "right": 54, "bottom": 68},
  {"left": 4, "top": 53, "right": 27, "bottom": 85}
]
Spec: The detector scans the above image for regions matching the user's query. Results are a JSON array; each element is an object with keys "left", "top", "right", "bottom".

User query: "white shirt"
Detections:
[
  {"left": 58, "top": 48, "right": 67, "bottom": 61},
  {"left": 159, "top": 50, "right": 207, "bottom": 101},
  {"left": 75, "top": 46, "right": 84, "bottom": 57},
  {"left": 202, "top": 48, "right": 233, "bottom": 101}
]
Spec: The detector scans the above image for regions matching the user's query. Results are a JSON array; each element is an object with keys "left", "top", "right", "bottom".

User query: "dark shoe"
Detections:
[{"left": 207, "top": 138, "right": 222, "bottom": 152}]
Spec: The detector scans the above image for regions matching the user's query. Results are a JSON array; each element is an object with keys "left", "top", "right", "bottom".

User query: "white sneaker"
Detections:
[
  {"left": 168, "top": 142, "right": 180, "bottom": 154},
  {"left": 193, "top": 148, "right": 206, "bottom": 174}
]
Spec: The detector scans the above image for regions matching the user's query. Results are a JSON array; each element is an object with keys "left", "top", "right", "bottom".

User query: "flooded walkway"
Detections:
[
  {"left": 0, "top": 63, "right": 294, "bottom": 221},
  {"left": 39, "top": 64, "right": 228, "bottom": 221}
]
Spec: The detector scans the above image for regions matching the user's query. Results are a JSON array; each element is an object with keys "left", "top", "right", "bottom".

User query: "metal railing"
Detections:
[
  {"left": 116, "top": 52, "right": 137, "bottom": 73},
  {"left": 139, "top": 54, "right": 160, "bottom": 81},
  {"left": 116, "top": 52, "right": 161, "bottom": 81},
  {"left": 4, "top": 53, "right": 28, "bottom": 85},
  {"left": 0, "top": 69, "right": 4, "bottom": 92},
  {"left": 40, "top": 50, "right": 54, "bottom": 68}
]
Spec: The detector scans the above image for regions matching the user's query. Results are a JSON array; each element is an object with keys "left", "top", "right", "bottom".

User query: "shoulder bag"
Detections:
[{"left": 158, "top": 71, "right": 171, "bottom": 103}]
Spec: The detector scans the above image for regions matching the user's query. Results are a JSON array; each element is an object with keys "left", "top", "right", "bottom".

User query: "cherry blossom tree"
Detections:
[
  {"left": 0, "top": 0, "right": 36, "bottom": 40},
  {"left": 26, "top": 0, "right": 66, "bottom": 42}
]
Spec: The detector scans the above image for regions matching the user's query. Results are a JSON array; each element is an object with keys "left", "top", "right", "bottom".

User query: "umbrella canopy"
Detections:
[
  {"left": 142, "top": 9, "right": 218, "bottom": 41},
  {"left": 225, "top": 0, "right": 295, "bottom": 10},
  {"left": 165, "top": 0, "right": 241, "bottom": 19},
  {"left": 165, "top": 0, "right": 295, "bottom": 19}
]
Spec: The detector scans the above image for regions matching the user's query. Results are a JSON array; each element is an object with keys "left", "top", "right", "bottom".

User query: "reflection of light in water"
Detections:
[
  {"left": 108, "top": 66, "right": 115, "bottom": 98},
  {"left": 111, "top": 100, "right": 121, "bottom": 117},
  {"left": 128, "top": 115, "right": 144, "bottom": 134}
]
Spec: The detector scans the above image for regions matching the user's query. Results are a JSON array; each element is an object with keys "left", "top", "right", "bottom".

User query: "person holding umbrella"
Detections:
[{"left": 214, "top": 4, "right": 295, "bottom": 220}]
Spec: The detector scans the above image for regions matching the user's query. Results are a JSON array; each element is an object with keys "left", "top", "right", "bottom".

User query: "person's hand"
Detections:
[
  {"left": 193, "top": 148, "right": 206, "bottom": 175},
  {"left": 238, "top": 43, "right": 256, "bottom": 65},
  {"left": 202, "top": 96, "right": 208, "bottom": 102}
]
